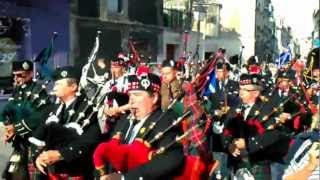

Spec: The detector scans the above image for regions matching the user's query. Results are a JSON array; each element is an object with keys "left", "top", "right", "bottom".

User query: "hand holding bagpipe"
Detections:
[
  {"left": 35, "top": 150, "right": 62, "bottom": 175},
  {"left": 3, "top": 124, "right": 15, "bottom": 143}
]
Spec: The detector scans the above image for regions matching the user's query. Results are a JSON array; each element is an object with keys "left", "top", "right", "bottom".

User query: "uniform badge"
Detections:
[
  {"left": 141, "top": 79, "right": 150, "bottom": 90},
  {"left": 140, "top": 127, "right": 146, "bottom": 134},
  {"left": 254, "top": 110, "right": 260, "bottom": 116},
  {"left": 61, "top": 70, "right": 68, "bottom": 78},
  {"left": 22, "top": 62, "right": 30, "bottom": 70},
  {"left": 68, "top": 109, "right": 75, "bottom": 116}
]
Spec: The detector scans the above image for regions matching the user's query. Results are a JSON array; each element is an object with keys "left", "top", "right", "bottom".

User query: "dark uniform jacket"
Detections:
[
  {"left": 267, "top": 87, "right": 312, "bottom": 134},
  {"left": 1, "top": 80, "right": 52, "bottom": 180},
  {"left": 5, "top": 81, "right": 52, "bottom": 137},
  {"left": 221, "top": 99, "right": 291, "bottom": 169},
  {"left": 209, "top": 79, "right": 239, "bottom": 110},
  {"left": 32, "top": 94, "right": 101, "bottom": 178},
  {"left": 208, "top": 79, "right": 239, "bottom": 152},
  {"left": 111, "top": 108, "right": 185, "bottom": 180}
]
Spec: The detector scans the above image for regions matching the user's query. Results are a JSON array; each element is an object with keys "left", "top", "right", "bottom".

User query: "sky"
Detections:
[{"left": 272, "top": 0, "right": 319, "bottom": 39}]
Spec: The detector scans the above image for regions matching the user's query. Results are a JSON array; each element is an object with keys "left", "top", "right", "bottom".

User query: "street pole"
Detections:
[{"left": 195, "top": 14, "right": 201, "bottom": 62}]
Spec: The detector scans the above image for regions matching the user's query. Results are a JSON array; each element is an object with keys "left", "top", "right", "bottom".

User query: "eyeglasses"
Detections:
[
  {"left": 239, "top": 88, "right": 258, "bottom": 92},
  {"left": 13, "top": 73, "right": 27, "bottom": 78}
]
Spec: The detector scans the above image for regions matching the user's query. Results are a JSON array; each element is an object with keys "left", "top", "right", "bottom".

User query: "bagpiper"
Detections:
[
  {"left": 93, "top": 73, "right": 185, "bottom": 180},
  {"left": 31, "top": 66, "right": 101, "bottom": 179},
  {"left": 1, "top": 60, "right": 51, "bottom": 180},
  {"left": 221, "top": 73, "right": 291, "bottom": 179}
]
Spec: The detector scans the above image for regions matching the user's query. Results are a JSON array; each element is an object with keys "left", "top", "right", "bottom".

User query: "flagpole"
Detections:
[{"left": 32, "top": 55, "right": 37, "bottom": 81}]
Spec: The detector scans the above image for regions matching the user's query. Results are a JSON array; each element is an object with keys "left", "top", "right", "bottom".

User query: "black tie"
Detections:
[
  {"left": 124, "top": 119, "right": 138, "bottom": 144},
  {"left": 58, "top": 103, "right": 66, "bottom": 121},
  {"left": 241, "top": 104, "right": 250, "bottom": 116}
]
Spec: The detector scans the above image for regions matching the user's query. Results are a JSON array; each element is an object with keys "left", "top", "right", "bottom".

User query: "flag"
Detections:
[
  {"left": 34, "top": 33, "right": 57, "bottom": 80},
  {"left": 202, "top": 70, "right": 216, "bottom": 96},
  {"left": 276, "top": 46, "right": 292, "bottom": 68}
]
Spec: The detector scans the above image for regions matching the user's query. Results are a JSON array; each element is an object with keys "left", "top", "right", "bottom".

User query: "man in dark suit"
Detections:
[
  {"left": 210, "top": 59, "right": 239, "bottom": 110},
  {"left": 221, "top": 73, "right": 290, "bottom": 180},
  {"left": 32, "top": 66, "right": 101, "bottom": 179},
  {"left": 209, "top": 59, "right": 239, "bottom": 179},
  {"left": 267, "top": 69, "right": 311, "bottom": 134},
  {"left": 1, "top": 60, "right": 52, "bottom": 180},
  {"left": 93, "top": 73, "right": 184, "bottom": 180}
]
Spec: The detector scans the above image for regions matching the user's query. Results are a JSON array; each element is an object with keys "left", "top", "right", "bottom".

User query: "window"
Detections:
[{"left": 107, "top": 0, "right": 122, "bottom": 14}]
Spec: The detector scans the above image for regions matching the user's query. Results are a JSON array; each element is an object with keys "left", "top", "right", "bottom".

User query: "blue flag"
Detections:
[
  {"left": 276, "top": 47, "right": 292, "bottom": 68},
  {"left": 203, "top": 70, "right": 216, "bottom": 96}
]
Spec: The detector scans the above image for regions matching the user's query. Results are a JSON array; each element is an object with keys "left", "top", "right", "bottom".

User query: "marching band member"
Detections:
[
  {"left": 98, "top": 55, "right": 130, "bottom": 135},
  {"left": 93, "top": 73, "right": 184, "bottom": 180},
  {"left": 160, "top": 59, "right": 183, "bottom": 111},
  {"left": 32, "top": 66, "right": 101, "bottom": 179},
  {"left": 1, "top": 60, "right": 51, "bottom": 180},
  {"left": 221, "top": 73, "right": 291, "bottom": 179}
]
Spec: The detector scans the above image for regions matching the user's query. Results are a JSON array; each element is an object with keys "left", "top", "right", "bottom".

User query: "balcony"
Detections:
[{"left": 163, "top": 8, "right": 192, "bottom": 30}]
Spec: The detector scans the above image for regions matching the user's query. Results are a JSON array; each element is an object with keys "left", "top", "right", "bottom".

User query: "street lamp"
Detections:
[{"left": 193, "top": 3, "right": 207, "bottom": 62}]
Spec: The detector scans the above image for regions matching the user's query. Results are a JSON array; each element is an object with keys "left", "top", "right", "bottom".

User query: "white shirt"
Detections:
[
  {"left": 243, "top": 103, "right": 254, "bottom": 120},
  {"left": 56, "top": 97, "right": 76, "bottom": 116},
  {"left": 126, "top": 115, "right": 150, "bottom": 144}
]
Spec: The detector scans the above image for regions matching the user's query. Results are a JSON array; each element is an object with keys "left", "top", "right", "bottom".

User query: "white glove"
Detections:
[
  {"left": 212, "top": 121, "right": 224, "bottom": 134},
  {"left": 45, "top": 115, "right": 59, "bottom": 124},
  {"left": 64, "top": 122, "right": 83, "bottom": 135}
]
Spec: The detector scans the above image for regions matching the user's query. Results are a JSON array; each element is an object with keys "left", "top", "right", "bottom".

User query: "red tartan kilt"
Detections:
[
  {"left": 48, "top": 173, "right": 84, "bottom": 180},
  {"left": 174, "top": 155, "right": 219, "bottom": 180},
  {"left": 93, "top": 137, "right": 129, "bottom": 171}
]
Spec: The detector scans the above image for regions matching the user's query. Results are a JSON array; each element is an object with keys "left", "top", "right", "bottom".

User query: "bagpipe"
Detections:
[
  {"left": 79, "top": 31, "right": 105, "bottom": 96},
  {"left": 0, "top": 32, "right": 56, "bottom": 178},
  {"left": 1, "top": 31, "right": 59, "bottom": 127},
  {"left": 28, "top": 31, "right": 105, "bottom": 154},
  {"left": 127, "top": 37, "right": 141, "bottom": 67},
  {"left": 232, "top": 88, "right": 308, "bottom": 138},
  {"left": 303, "top": 47, "right": 320, "bottom": 83},
  {"left": 93, "top": 105, "right": 218, "bottom": 180},
  {"left": 93, "top": 49, "right": 226, "bottom": 179},
  {"left": 0, "top": 79, "right": 51, "bottom": 131},
  {"left": 29, "top": 84, "right": 107, "bottom": 150}
]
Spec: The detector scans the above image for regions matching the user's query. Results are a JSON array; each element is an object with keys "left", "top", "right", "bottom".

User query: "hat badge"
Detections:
[
  {"left": 170, "top": 60, "right": 174, "bottom": 67},
  {"left": 141, "top": 78, "right": 150, "bottom": 90},
  {"left": 252, "top": 77, "right": 257, "bottom": 83},
  {"left": 22, "top": 62, "right": 30, "bottom": 70},
  {"left": 61, "top": 70, "right": 68, "bottom": 78}
]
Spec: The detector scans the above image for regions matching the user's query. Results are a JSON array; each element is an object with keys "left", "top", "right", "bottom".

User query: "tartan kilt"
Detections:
[
  {"left": 48, "top": 173, "right": 85, "bottom": 180},
  {"left": 28, "top": 147, "right": 47, "bottom": 180},
  {"left": 28, "top": 161, "right": 46, "bottom": 180}
]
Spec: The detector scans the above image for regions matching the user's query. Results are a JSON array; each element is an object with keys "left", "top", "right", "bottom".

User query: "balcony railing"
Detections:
[{"left": 163, "top": 8, "right": 192, "bottom": 30}]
